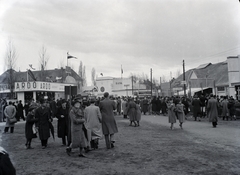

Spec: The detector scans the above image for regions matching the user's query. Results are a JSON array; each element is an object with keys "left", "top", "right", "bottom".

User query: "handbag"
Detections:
[{"left": 9, "top": 117, "right": 17, "bottom": 124}]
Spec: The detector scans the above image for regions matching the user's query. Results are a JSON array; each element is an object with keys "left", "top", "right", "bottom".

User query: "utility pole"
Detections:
[
  {"left": 150, "top": 68, "right": 152, "bottom": 97},
  {"left": 131, "top": 76, "right": 134, "bottom": 96},
  {"left": 183, "top": 60, "right": 186, "bottom": 97}
]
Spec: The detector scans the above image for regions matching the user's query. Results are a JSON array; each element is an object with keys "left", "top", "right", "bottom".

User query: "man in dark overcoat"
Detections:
[
  {"left": 56, "top": 99, "right": 69, "bottom": 146},
  {"left": 99, "top": 92, "right": 118, "bottom": 149},
  {"left": 35, "top": 98, "right": 52, "bottom": 149},
  {"left": 192, "top": 95, "right": 201, "bottom": 121}
]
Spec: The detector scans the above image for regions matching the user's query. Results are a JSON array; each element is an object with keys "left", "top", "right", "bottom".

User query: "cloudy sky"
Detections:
[{"left": 1, "top": 0, "right": 240, "bottom": 85}]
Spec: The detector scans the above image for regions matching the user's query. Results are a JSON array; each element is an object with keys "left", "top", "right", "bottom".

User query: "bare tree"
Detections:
[
  {"left": 39, "top": 45, "right": 49, "bottom": 71},
  {"left": 78, "top": 61, "right": 87, "bottom": 86},
  {"left": 39, "top": 45, "right": 50, "bottom": 81},
  {"left": 5, "top": 39, "right": 17, "bottom": 98},
  {"left": 82, "top": 66, "right": 87, "bottom": 87},
  {"left": 91, "top": 67, "right": 96, "bottom": 86}
]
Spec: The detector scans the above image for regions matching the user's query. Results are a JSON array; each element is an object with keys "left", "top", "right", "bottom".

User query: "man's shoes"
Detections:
[
  {"left": 111, "top": 141, "right": 115, "bottom": 148},
  {"left": 42, "top": 146, "right": 46, "bottom": 149}
]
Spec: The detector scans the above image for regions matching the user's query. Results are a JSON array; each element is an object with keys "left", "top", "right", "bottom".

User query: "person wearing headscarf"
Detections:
[
  {"left": 167, "top": 98, "right": 177, "bottom": 130},
  {"left": 84, "top": 97, "right": 102, "bottom": 149},
  {"left": 35, "top": 98, "right": 53, "bottom": 149},
  {"left": 25, "top": 105, "right": 38, "bottom": 149},
  {"left": 175, "top": 99, "right": 185, "bottom": 129},
  {"left": 66, "top": 96, "right": 88, "bottom": 157}
]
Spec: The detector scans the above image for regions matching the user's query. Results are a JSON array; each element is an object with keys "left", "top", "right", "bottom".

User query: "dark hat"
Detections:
[
  {"left": 28, "top": 105, "right": 38, "bottom": 112},
  {"left": 72, "top": 95, "right": 82, "bottom": 105},
  {"left": 61, "top": 99, "right": 67, "bottom": 104}
]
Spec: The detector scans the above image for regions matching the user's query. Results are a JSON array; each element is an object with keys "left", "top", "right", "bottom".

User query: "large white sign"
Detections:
[{"left": 14, "top": 81, "right": 75, "bottom": 92}]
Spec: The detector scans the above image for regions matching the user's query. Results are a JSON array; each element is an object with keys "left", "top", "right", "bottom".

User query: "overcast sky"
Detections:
[{"left": 1, "top": 0, "right": 240, "bottom": 85}]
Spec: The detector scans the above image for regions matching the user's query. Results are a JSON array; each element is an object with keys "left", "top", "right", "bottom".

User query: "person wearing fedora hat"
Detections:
[
  {"left": 56, "top": 99, "right": 69, "bottom": 146},
  {"left": 66, "top": 96, "right": 88, "bottom": 157},
  {"left": 35, "top": 98, "right": 53, "bottom": 149},
  {"left": 25, "top": 105, "right": 38, "bottom": 149}
]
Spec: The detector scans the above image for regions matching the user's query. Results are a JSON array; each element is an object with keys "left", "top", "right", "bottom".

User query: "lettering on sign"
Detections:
[
  {"left": 116, "top": 82, "right": 122, "bottom": 85},
  {"left": 15, "top": 82, "right": 38, "bottom": 90}
]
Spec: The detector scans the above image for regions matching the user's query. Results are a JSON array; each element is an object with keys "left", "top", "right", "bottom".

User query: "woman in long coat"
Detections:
[
  {"left": 127, "top": 98, "right": 137, "bottom": 126},
  {"left": 167, "top": 99, "right": 177, "bottom": 130},
  {"left": 25, "top": 105, "right": 38, "bottom": 149},
  {"left": 35, "top": 99, "right": 52, "bottom": 149},
  {"left": 56, "top": 100, "right": 69, "bottom": 146},
  {"left": 207, "top": 94, "right": 219, "bottom": 127},
  {"left": 66, "top": 98, "right": 88, "bottom": 157},
  {"left": 135, "top": 101, "right": 141, "bottom": 126},
  {"left": 176, "top": 100, "right": 185, "bottom": 129},
  {"left": 122, "top": 98, "right": 128, "bottom": 119}
]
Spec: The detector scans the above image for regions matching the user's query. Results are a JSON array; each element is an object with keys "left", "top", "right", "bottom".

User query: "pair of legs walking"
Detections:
[
  {"left": 105, "top": 134, "right": 115, "bottom": 149},
  {"left": 25, "top": 139, "right": 33, "bottom": 149},
  {"left": 4, "top": 127, "right": 14, "bottom": 133}
]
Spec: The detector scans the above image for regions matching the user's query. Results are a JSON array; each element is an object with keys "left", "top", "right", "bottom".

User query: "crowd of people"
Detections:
[
  {"left": 0, "top": 93, "right": 239, "bottom": 156},
  {"left": 0, "top": 92, "right": 240, "bottom": 175}
]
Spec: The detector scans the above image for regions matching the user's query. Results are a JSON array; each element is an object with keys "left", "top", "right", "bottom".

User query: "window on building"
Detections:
[{"left": 217, "top": 87, "right": 225, "bottom": 91}]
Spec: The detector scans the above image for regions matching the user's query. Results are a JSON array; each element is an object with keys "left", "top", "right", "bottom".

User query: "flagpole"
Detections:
[{"left": 121, "top": 65, "right": 122, "bottom": 79}]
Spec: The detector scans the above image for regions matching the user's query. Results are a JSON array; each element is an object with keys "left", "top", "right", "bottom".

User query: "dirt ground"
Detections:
[{"left": 1, "top": 115, "right": 240, "bottom": 175}]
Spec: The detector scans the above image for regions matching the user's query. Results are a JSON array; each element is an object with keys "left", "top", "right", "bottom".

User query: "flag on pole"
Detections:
[
  {"left": 28, "top": 69, "right": 37, "bottom": 81},
  {"left": 67, "top": 52, "right": 77, "bottom": 59}
]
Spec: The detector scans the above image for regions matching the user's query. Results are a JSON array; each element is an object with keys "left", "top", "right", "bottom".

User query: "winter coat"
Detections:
[
  {"left": 99, "top": 98, "right": 118, "bottom": 135},
  {"left": 122, "top": 101, "right": 128, "bottom": 115},
  {"left": 117, "top": 99, "right": 121, "bottom": 114},
  {"left": 56, "top": 107, "right": 69, "bottom": 138},
  {"left": 25, "top": 112, "right": 38, "bottom": 139},
  {"left": 17, "top": 103, "right": 24, "bottom": 119},
  {"left": 176, "top": 103, "right": 185, "bottom": 123},
  {"left": 127, "top": 101, "right": 137, "bottom": 121},
  {"left": 135, "top": 104, "right": 141, "bottom": 122},
  {"left": 84, "top": 104, "right": 102, "bottom": 140},
  {"left": 168, "top": 103, "right": 176, "bottom": 123},
  {"left": 4, "top": 105, "right": 16, "bottom": 127},
  {"left": 35, "top": 106, "right": 52, "bottom": 140},
  {"left": 221, "top": 99, "right": 229, "bottom": 117},
  {"left": 207, "top": 97, "right": 219, "bottom": 122},
  {"left": 142, "top": 99, "right": 149, "bottom": 113},
  {"left": 69, "top": 107, "right": 88, "bottom": 148},
  {"left": 192, "top": 98, "right": 201, "bottom": 117}
]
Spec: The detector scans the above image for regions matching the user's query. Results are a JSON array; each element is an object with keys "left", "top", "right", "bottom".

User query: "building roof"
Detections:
[
  {"left": 171, "top": 61, "right": 228, "bottom": 87},
  {"left": 0, "top": 67, "right": 82, "bottom": 84}
]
